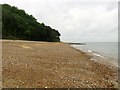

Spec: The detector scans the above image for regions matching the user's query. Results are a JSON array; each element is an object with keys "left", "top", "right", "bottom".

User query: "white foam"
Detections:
[
  {"left": 88, "top": 50, "right": 92, "bottom": 53},
  {"left": 92, "top": 53, "right": 105, "bottom": 58}
]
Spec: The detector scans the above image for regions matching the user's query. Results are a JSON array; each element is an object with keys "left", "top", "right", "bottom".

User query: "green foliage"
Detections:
[{"left": 2, "top": 4, "right": 61, "bottom": 42}]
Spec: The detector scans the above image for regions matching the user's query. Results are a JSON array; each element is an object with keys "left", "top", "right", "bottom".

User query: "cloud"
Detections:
[{"left": 0, "top": 0, "right": 118, "bottom": 42}]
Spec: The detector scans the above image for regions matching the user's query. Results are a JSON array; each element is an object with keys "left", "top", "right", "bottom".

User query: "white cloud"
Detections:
[{"left": 0, "top": 0, "right": 118, "bottom": 42}]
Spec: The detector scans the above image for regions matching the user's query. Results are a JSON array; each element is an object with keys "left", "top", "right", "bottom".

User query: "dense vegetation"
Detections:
[{"left": 2, "top": 4, "right": 61, "bottom": 42}]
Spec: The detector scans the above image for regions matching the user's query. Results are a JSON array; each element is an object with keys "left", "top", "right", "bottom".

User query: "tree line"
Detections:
[{"left": 2, "top": 4, "right": 61, "bottom": 42}]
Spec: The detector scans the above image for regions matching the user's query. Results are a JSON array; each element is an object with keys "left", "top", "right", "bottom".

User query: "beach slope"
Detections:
[{"left": 2, "top": 40, "right": 118, "bottom": 88}]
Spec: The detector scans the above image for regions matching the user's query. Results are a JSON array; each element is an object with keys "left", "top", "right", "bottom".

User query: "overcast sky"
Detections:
[{"left": 0, "top": 0, "right": 118, "bottom": 42}]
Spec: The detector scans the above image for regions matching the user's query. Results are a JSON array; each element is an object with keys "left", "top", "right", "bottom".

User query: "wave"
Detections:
[{"left": 71, "top": 45, "right": 118, "bottom": 68}]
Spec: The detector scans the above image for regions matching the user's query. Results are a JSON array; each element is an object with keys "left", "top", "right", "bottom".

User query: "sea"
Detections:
[{"left": 71, "top": 42, "right": 119, "bottom": 68}]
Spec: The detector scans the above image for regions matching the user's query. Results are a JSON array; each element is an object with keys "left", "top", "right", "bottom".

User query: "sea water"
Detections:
[{"left": 71, "top": 42, "right": 118, "bottom": 67}]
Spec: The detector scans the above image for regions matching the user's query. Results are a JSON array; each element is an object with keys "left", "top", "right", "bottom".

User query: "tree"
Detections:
[{"left": 2, "top": 4, "right": 61, "bottom": 42}]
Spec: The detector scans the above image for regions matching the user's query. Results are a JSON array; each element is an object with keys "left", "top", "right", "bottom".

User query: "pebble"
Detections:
[
  {"left": 22, "top": 82, "right": 25, "bottom": 84},
  {"left": 45, "top": 86, "right": 47, "bottom": 88}
]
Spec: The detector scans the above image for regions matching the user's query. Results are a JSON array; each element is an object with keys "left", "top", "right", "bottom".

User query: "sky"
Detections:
[{"left": 0, "top": 0, "right": 118, "bottom": 42}]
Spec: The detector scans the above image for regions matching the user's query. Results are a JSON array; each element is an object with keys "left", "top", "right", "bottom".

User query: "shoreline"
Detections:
[
  {"left": 70, "top": 44, "right": 118, "bottom": 69},
  {"left": 2, "top": 40, "right": 118, "bottom": 88},
  {"left": 70, "top": 44, "right": 119, "bottom": 86}
]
